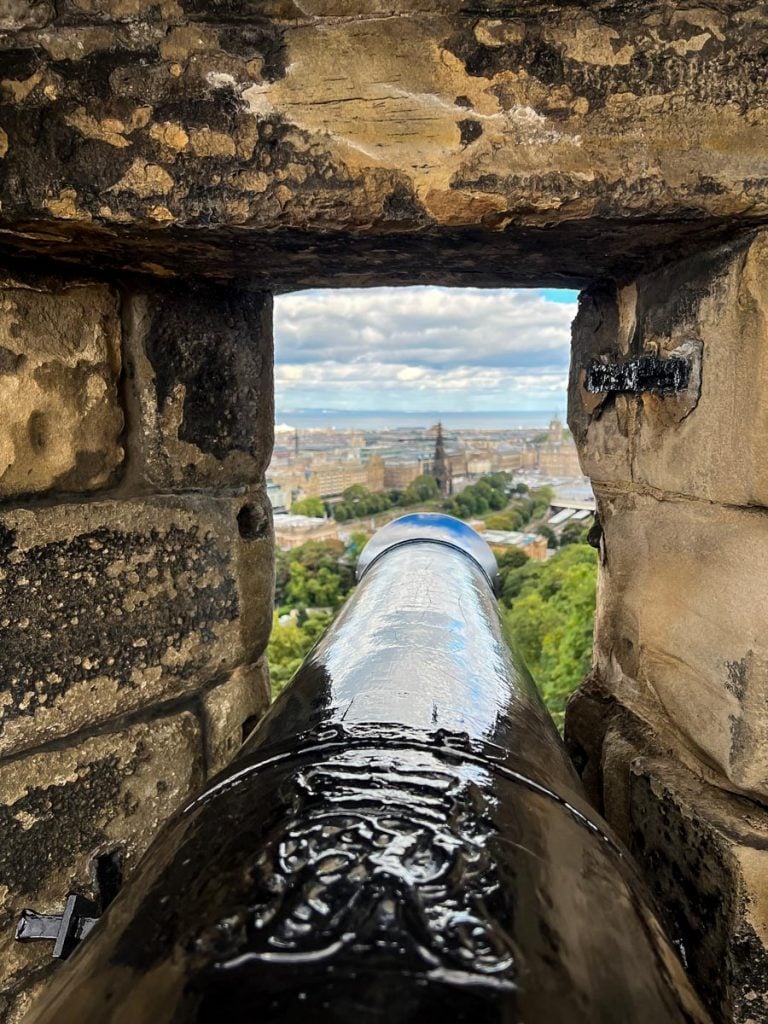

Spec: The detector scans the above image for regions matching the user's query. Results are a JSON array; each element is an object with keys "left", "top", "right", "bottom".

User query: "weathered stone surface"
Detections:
[
  {"left": 0, "top": 275, "right": 123, "bottom": 497},
  {"left": 0, "top": 962, "right": 56, "bottom": 1024},
  {"left": 201, "top": 659, "right": 270, "bottom": 775},
  {"left": 0, "top": 710, "right": 204, "bottom": 1015},
  {"left": 0, "top": 4, "right": 767, "bottom": 284},
  {"left": 0, "top": 489, "right": 273, "bottom": 756},
  {"left": 585, "top": 488, "right": 768, "bottom": 802},
  {"left": 570, "top": 231, "right": 768, "bottom": 508},
  {"left": 123, "top": 282, "right": 273, "bottom": 488},
  {"left": 628, "top": 755, "right": 768, "bottom": 1024},
  {"left": 567, "top": 695, "right": 768, "bottom": 1024}
]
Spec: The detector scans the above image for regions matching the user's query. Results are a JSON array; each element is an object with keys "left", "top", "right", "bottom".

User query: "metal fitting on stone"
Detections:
[
  {"left": 586, "top": 355, "right": 692, "bottom": 395},
  {"left": 16, "top": 894, "right": 99, "bottom": 960}
]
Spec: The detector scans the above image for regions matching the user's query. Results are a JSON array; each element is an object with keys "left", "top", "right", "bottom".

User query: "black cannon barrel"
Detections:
[{"left": 25, "top": 515, "right": 710, "bottom": 1024}]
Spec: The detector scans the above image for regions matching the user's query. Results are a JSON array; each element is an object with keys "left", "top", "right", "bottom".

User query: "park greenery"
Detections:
[
  {"left": 332, "top": 475, "right": 440, "bottom": 522},
  {"left": 290, "top": 496, "right": 326, "bottom": 517},
  {"left": 268, "top": 474, "right": 597, "bottom": 730},
  {"left": 499, "top": 543, "right": 597, "bottom": 729}
]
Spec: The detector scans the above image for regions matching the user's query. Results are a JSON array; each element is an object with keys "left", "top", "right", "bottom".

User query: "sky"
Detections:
[{"left": 273, "top": 286, "right": 579, "bottom": 415}]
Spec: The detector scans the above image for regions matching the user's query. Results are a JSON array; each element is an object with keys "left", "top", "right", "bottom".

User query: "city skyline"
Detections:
[{"left": 274, "top": 286, "right": 579, "bottom": 417}]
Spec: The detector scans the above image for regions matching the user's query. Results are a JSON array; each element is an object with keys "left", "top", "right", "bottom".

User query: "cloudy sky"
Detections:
[{"left": 273, "top": 287, "right": 579, "bottom": 415}]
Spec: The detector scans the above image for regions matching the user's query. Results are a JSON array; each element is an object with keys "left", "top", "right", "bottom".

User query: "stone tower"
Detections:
[
  {"left": 548, "top": 416, "right": 564, "bottom": 445},
  {"left": 432, "top": 422, "right": 451, "bottom": 497}
]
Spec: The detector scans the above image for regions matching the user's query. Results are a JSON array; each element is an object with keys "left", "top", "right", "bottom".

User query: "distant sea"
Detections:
[{"left": 275, "top": 409, "right": 562, "bottom": 430}]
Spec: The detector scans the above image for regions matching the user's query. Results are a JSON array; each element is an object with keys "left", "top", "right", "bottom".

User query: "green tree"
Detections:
[
  {"left": 485, "top": 507, "right": 525, "bottom": 532},
  {"left": 286, "top": 563, "right": 344, "bottom": 609},
  {"left": 274, "top": 548, "right": 292, "bottom": 607},
  {"left": 333, "top": 484, "right": 395, "bottom": 520},
  {"left": 342, "top": 484, "right": 370, "bottom": 504},
  {"left": 560, "top": 520, "right": 592, "bottom": 546},
  {"left": 502, "top": 544, "right": 597, "bottom": 730},
  {"left": 401, "top": 474, "right": 439, "bottom": 505},
  {"left": 536, "top": 524, "right": 558, "bottom": 549},
  {"left": 497, "top": 548, "right": 529, "bottom": 572},
  {"left": 500, "top": 559, "right": 543, "bottom": 603},
  {"left": 268, "top": 538, "right": 359, "bottom": 698},
  {"left": 290, "top": 539, "right": 346, "bottom": 572},
  {"left": 347, "top": 532, "right": 369, "bottom": 559},
  {"left": 445, "top": 474, "right": 511, "bottom": 521},
  {"left": 530, "top": 485, "right": 555, "bottom": 505},
  {"left": 267, "top": 610, "right": 333, "bottom": 697},
  {"left": 291, "top": 496, "right": 325, "bottom": 517}
]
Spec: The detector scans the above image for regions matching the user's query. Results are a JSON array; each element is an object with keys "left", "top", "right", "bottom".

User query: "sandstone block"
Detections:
[
  {"left": 201, "top": 659, "right": 270, "bottom": 775},
  {"left": 0, "top": 490, "right": 274, "bottom": 755},
  {"left": 569, "top": 233, "right": 768, "bottom": 507},
  {"left": 0, "top": 711, "right": 204, "bottom": 1011},
  {"left": 568, "top": 281, "right": 633, "bottom": 485},
  {"left": 0, "top": 963, "right": 56, "bottom": 1024},
  {"left": 591, "top": 489, "right": 768, "bottom": 800},
  {"left": 567, "top": 691, "right": 768, "bottom": 1023},
  {"left": 623, "top": 748, "right": 768, "bottom": 1024},
  {"left": 123, "top": 283, "right": 273, "bottom": 489},
  {"left": 1, "top": 7, "right": 767, "bottom": 284},
  {"left": 0, "top": 277, "right": 123, "bottom": 498}
]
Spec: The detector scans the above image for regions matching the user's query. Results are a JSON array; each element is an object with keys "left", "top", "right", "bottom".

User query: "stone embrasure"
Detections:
[
  {"left": 569, "top": 231, "right": 768, "bottom": 509},
  {"left": 0, "top": 490, "right": 274, "bottom": 756},
  {"left": 123, "top": 281, "right": 273, "bottom": 489},
  {"left": 0, "top": 710, "right": 204, "bottom": 1024},
  {"left": 566, "top": 692, "right": 768, "bottom": 1024},
  {"left": 567, "top": 230, "right": 768, "bottom": 802},
  {"left": 0, "top": 276, "right": 123, "bottom": 498},
  {"left": 565, "top": 225, "right": 768, "bottom": 1021},
  {"left": 1, "top": 3, "right": 767, "bottom": 284}
]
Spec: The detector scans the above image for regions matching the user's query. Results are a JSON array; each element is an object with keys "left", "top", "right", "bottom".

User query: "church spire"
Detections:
[{"left": 432, "top": 422, "right": 451, "bottom": 497}]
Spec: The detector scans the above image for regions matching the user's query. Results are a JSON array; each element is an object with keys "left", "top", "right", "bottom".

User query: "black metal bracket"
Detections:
[
  {"left": 586, "top": 356, "right": 692, "bottom": 395},
  {"left": 16, "top": 894, "right": 100, "bottom": 960}
]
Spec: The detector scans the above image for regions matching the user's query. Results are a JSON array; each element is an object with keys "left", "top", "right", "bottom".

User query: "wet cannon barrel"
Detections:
[{"left": 23, "top": 514, "right": 710, "bottom": 1024}]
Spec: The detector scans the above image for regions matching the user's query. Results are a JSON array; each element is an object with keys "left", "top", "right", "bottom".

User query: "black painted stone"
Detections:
[{"left": 586, "top": 355, "right": 692, "bottom": 395}]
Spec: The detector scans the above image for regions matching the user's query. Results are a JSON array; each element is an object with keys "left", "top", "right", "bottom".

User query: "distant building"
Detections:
[
  {"left": 269, "top": 454, "right": 385, "bottom": 502},
  {"left": 535, "top": 416, "right": 581, "bottom": 476},
  {"left": 492, "top": 446, "right": 537, "bottom": 473},
  {"left": 548, "top": 415, "right": 564, "bottom": 444},
  {"left": 383, "top": 459, "right": 428, "bottom": 490},
  {"left": 267, "top": 481, "right": 290, "bottom": 512},
  {"left": 466, "top": 454, "right": 493, "bottom": 477},
  {"left": 481, "top": 530, "right": 549, "bottom": 562},
  {"left": 273, "top": 513, "right": 341, "bottom": 550}
]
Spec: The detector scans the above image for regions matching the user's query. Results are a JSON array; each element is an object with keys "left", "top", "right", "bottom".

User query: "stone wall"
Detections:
[
  {"left": 566, "top": 229, "right": 768, "bottom": 1023},
  {"left": 2, "top": 1, "right": 768, "bottom": 1020},
  {"left": 1, "top": 2, "right": 768, "bottom": 286},
  {"left": 0, "top": 270, "right": 273, "bottom": 1021}
]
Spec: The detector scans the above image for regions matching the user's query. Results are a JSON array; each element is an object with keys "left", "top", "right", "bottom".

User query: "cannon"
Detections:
[{"left": 22, "top": 514, "right": 710, "bottom": 1023}]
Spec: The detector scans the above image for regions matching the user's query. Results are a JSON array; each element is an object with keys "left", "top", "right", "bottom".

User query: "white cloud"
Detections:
[{"left": 273, "top": 286, "right": 578, "bottom": 412}]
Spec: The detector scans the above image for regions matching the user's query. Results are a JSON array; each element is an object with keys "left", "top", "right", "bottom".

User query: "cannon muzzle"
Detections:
[{"left": 23, "top": 514, "right": 710, "bottom": 1023}]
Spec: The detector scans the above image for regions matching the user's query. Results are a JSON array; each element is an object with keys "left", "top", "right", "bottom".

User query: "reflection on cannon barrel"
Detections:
[{"left": 24, "top": 514, "right": 711, "bottom": 1023}]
